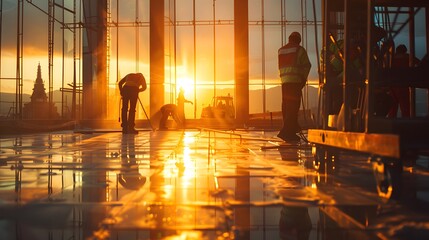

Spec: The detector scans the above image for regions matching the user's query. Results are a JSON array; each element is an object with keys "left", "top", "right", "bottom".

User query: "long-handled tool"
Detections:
[
  {"left": 298, "top": 93, "right": 308, "bottom": 143},
  {"left": 138, "top": 97, "right": 155, "bottom": 131},
  {"left": 118, "top": 98, "right": 122, "bottom": 122}
]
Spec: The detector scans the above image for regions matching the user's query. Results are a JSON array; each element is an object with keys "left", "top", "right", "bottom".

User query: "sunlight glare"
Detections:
[{"left": 177, "top": 76, "right": 194, "bottom": 94}]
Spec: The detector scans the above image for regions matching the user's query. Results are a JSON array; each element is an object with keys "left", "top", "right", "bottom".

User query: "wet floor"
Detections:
[{"left": 1, "top": 129, "right": 429, "bottom": 240}]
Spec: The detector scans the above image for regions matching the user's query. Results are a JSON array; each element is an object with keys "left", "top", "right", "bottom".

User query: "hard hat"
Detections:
[{"left": 396, "top": 44, "right": 407, "bottom": 54}]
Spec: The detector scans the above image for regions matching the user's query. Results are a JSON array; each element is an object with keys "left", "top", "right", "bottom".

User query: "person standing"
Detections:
[
  {"left": 176, "top": 87, "right": 193, "bottom": 126},
  {"left": 277, "top": 32, "right": 311, "bottom": 142},
  {"left": 118, "top": 73, "right": 147, "bottom": 134},
  {"left": 387, "top": 44, "right": 420, "bottom": 118}
]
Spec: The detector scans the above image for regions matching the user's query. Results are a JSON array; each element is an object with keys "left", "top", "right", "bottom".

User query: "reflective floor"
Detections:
[{"left": 1, "top": 129, "right": 429, "bottom": 240}]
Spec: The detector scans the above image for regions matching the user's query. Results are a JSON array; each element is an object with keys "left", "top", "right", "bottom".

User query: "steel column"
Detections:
[
  {"left": 82, "top": 0, "right": 108, "bottom": 120},
  {"left": 234, "top": 0, "right": 249, "bottom": 126},
  {"left": 150, "top": 0, "right": 165, "bottom": 120}
]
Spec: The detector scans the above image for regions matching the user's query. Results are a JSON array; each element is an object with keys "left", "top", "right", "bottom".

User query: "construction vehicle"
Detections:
[
  {"left": 308, "top": 0, "right": 429, "bottom": 199},
  {"left": 201, "top": 94, "right": 235, "bottom": 120}
]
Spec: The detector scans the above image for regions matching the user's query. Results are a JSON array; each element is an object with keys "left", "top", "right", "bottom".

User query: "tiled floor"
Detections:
[{"left": 1, "top": 129, "right": 428, "bottom": 240}]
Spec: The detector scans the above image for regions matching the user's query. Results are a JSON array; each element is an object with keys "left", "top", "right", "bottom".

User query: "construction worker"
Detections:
[
  {"left": 118, "top": 73, "right": 147, "bottom": 134},
  {"left": 387, "top": 44, "right": 420, "bottom": 118},
  {"left": 159, "top": 104, "right": 183, "bottom": 130},
  {"left": 177, "top": 87, "right": 193, "bottom": 126},
  {"left": 277, "top": 32, "right": 311, "bottom": 142},
  {"left": 326, "top": 38, "right": 364, "bottom": 80}
]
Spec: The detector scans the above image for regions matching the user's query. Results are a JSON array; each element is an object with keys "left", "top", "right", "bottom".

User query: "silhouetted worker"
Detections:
[
  {"left": 324, "top": 35, "right": 365, "bottom": 115},
  {"left": 277, "top": 32, "right": 311, "bottom": 142},
  {"left": 118, "top": 73, "right": 147, "bottom": 134},
  {"left": 387, "top": 44, "right": 420, "bottom": 118},
  {"left": 177, "top": 87, "right": 193, "bottom": 125},
  {"left": 159, "top": 104, "right": 183, "bottom": 130}
]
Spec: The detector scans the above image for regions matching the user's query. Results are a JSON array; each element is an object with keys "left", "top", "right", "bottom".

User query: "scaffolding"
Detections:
[
  {"left": 0, "top": 0, "right": 321, "bottom": 125},
  {"left": 308, "top": 0, "right": 429, "bottom": 199}
]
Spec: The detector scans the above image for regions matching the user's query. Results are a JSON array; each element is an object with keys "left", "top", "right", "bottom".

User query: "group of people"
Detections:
[
  {"left": 118, "top": 72, "right": 193, "bottom": 133},
  {"left": 118, "top": 32, "right": 310, "bottom": 142},
  {"left": 159, "top": 88, "right": 193, "bottom": 130},
  {"left": 323, "top": 31, "right": 421, "bottom": 121},
  {"left": 118, "top": 31, "right": 424, "bottom": 144}
]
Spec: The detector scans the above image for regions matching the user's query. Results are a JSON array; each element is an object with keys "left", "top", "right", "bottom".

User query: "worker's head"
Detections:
[
  {"left": 396, "top": 44, "right": 407, "bottom": 55},
  {"left": 289, "top": 32, "right": 301, "bottom": 44}
]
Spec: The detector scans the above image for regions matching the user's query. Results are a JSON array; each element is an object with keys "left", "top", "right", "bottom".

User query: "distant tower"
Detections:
[{"left": 23, "top": 64, "right": 59, "bottom": 119}]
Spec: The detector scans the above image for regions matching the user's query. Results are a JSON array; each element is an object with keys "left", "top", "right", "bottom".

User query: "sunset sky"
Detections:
[{"left": 0, "top": 0, "right": 321, "bottom": 94}]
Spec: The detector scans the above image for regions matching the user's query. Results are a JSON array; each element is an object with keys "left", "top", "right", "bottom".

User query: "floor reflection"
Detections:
[
  {"left": 119, "top": 134, "right": 146, "bottom": 191},
  {"left": 0, "top": 130, "right": 428, "bottom": 239}
]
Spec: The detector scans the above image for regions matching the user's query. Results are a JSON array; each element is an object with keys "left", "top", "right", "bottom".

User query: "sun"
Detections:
[{"left": 177, "top": 76, "right": 195, "bottom": 94}]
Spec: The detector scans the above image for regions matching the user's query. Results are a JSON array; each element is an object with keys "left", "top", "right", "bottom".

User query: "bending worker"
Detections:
[
  {"left": 159, "top": 104, "right": 183, "bottom": 130},
  {"left": 277, "top": 32, "right": 311, "bottom": 142},
  {"left": 118, "top": 73, "right": 147, "bottom": 134}
]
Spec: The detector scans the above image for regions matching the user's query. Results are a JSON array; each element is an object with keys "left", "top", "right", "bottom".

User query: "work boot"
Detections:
[
  {"left": 128, "top": 128, "right": 138, "bottom": 134},
  {"left": 277, "top": 132, "right": 286, "bottom": 139},
  {"left": 277, "top": 133, "right": 300, "bottom": 143},
  {"left": 122, "top": 127, "right": 128, "bottom": 134}
]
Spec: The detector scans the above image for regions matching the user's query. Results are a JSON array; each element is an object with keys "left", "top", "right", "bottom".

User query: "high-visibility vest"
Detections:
[
  {"left": 329, "top": 41, "right": 343, "bottom": 74},
  {"left": 278, "top": 43, "right": 311, "bottom": 84},
  {"left": 327, "top": 40, "right": 362, "bottom": 76}
]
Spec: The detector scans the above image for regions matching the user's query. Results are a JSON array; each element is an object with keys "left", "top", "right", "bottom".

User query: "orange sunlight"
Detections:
[{"left": 176, "top": 76, "right": 194, "bottom": 94}]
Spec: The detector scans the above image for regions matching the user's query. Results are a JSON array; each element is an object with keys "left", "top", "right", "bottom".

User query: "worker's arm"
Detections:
[
  {"left": 139, "top": 74, "right": 147, "bottom": 92},
  {"left": 298, "top": 47, "right": 312, "bottom": 87},
  {"left": 118, "top": 75, "right": 127, "bottom": 95}
]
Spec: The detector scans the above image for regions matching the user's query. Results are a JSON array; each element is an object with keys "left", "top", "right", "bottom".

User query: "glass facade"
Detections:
[{"left": 0, "top": 0, "right": 321, "bottom": 120}]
